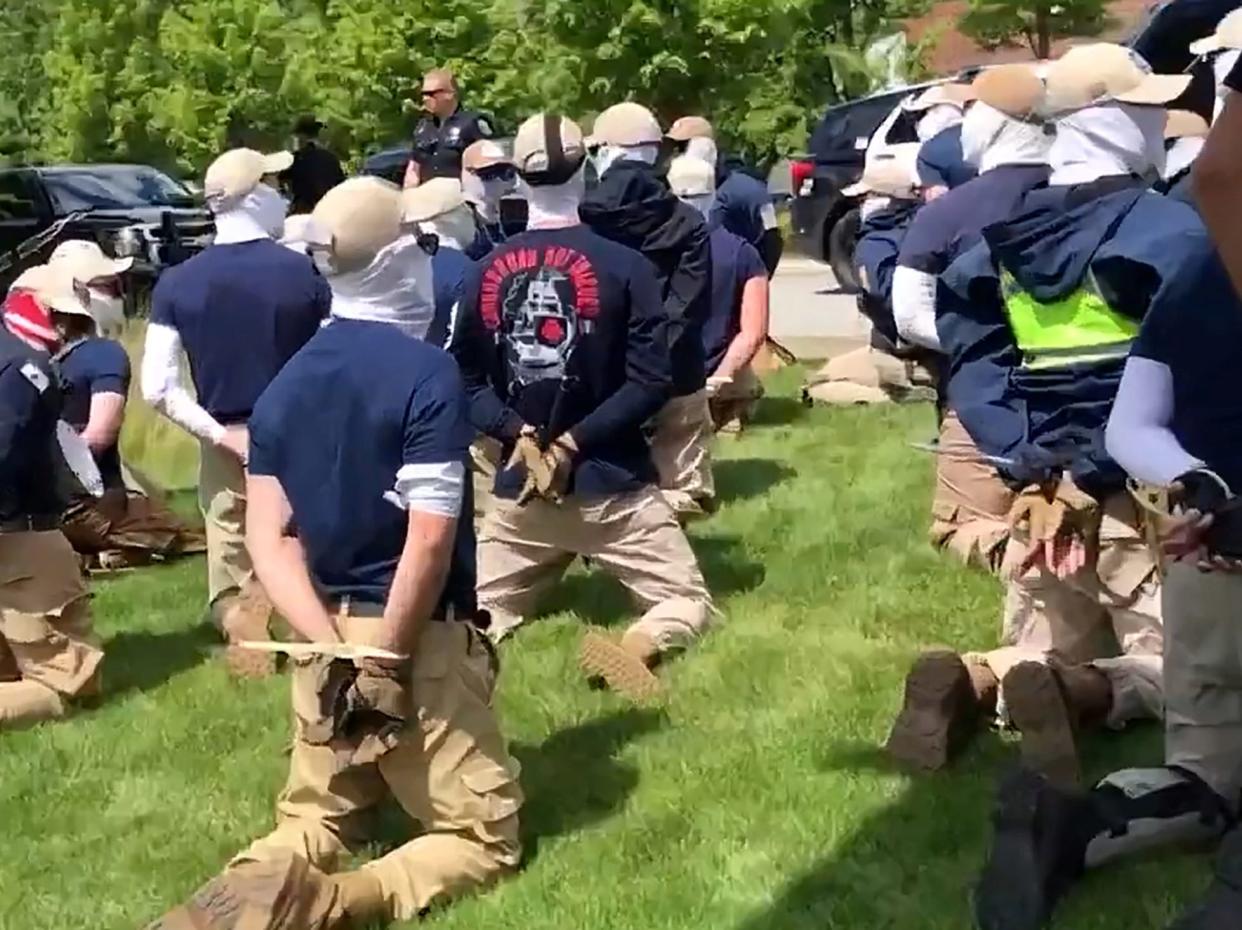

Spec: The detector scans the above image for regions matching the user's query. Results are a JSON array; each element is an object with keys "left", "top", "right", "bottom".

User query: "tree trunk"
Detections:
[{"left": 1034, "top": 5, "right": 1051, "bottom": 59}]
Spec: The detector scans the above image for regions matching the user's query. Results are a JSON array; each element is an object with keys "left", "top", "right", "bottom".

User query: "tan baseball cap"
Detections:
[
  {"left": 1165, "top": 108, "right": 1210, "bottom": 139},
  {"left": 1044, "top": 44, "right": 1191, "bottom": 113},
  {"left": 49, "top": 239, "right": 133, "bottom": 282},
  {"left": 903, "top": 83, "right": 976, "bottom": 112},
  {"left": 842, "top": 157, "right": 916, "bottom": 199},
  {"left": 512, "top": 113, "right": 587, "bottom": 175},
  {"left": 667, "top": 116, "right": 714, "bottom": 142},
  {"left": 971, "top": 64, "right": 1046, "bottom": 120},
  {"left": 403, "top": 177, "right": 466, "bottom": 223},
  {"left": 1190, "top": 9, "right": 1242, "bottom": 55},
  {"left": 203, "top": 148, "right": 293, "bottom": 210},
  {"left": 667, "top": 156, "right": 716, "bottom": 198},
  {"left": 12, "top": 263, "right": 93, "bottom": 319},
  {"left": 309, "top": 177, "right": 404, "bottom": 274},
  {"left": 591, "top": 103, "right": 662, "bottom": 147},
  {"left": 462, "top": 139, "right": 512, "bottom": 172}
]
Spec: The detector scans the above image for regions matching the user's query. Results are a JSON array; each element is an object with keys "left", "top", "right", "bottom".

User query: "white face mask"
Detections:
[
  {"left": 685, "top": 137, "right": 718, "bottom": 166},
  {"left": 325, "top": 235, "right": 436, "bottom": 340},
  {"left": 959, "top": 103, "right": 1006, "bottom": 168},
  {"left": 87, "top": 286, "right": 124, "bottom": 337},
  {"left": 916, "top": 104, "right": 963, "bottom": 142},
  {"left": 592, "top": 143, "right": 659, "bottom": 177},
  {"left": 1050, "top": 103, "right": 1166, "bottom": 185},
  {"left": 249, "top": 183, "right": 289, "bottom": 238}
]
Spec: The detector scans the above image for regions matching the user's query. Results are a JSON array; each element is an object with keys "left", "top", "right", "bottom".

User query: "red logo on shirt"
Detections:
[{"left": 479, "top": 246, "right": 600, "bottom": 331}]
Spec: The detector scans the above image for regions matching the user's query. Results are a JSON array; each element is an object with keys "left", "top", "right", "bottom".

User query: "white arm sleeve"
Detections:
[
  {"left": 385, "top": 461, "right": 466, "bottom": 518},
  {"left": 1105, "top": 356, "right": 1205, "bottom": 486},
  {"left": 892, "top": 265, "right": 942, "bottom": 351},
  {"left": 140, "top": 322, "right": 226, "bottom": 444}
]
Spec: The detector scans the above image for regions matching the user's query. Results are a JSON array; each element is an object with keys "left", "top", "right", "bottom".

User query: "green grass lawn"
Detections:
[{"left": 0, "top": 368, "right": 1207, "bottom": 930}]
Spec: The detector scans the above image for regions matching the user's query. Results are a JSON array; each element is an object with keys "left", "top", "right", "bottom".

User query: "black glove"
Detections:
[{"left": 1172, "top": 469, "right": 1233, "bottom": 515}]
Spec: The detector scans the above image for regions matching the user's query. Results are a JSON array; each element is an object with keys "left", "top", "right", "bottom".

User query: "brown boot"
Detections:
[
  {"left": 219, "top": 583, "right": 277, "bottom": 679},
  {"left": 1001, "top": 661, "right": 1111, "bottom": 790},
  {"left": 886, "top": 650, "right": 988, "bottom": 772},
  {"left": 146, "top": 852, "right": 345, "bottom": 930},
  {"left": 332, "top": 867, "right": 387, "bottom": 924},
  {"left": 579, "top": 629, "right": 663, "bottom": 703}
]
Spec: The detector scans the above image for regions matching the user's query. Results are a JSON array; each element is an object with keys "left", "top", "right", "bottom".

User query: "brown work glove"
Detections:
[
  {"left": 531, "top": 434, "right": 578, "bottom": 504},
  {"left": 506, "top": 424, "right": 544, "bottom": 506},
  {"left": 1008, "top": 475, "right": 1100, "bottom": 580}
]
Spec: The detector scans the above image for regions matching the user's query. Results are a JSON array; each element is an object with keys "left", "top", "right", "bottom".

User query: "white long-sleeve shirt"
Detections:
[
  {"left": 891, "top": 265, "right": 941, "bottom": 351},
  {"left": 140, "top": 322, "right": 226, "bottom": 444},
  {"left": 1105, "top": 356, "right": 1205, "bottom": 486}
]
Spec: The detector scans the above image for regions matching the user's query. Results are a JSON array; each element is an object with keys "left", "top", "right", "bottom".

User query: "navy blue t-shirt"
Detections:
[
  {"left": 916, "top": 126, "right": 977, "bottom": 191},
  {"left": 0, "top": 326, "right": 62, "bottom": 522},
  {"left": 711, "top": 170, "right": 774, "bottom": 248},
  {"left": 702, "top": 226, "right": 766, "bottom": 375},
  {"left": 249, "top": 320, "right": 473, "bottom": 609},
  {"left": 57, "top": 337, "right": 130, "bottom": 490},
  {"left": 899, "top": 164, "right": 1050, "bottom": 276},
  {"left": 452, "top": 225, "right": 672, "bottom": 500},
  {"left": 427, "top": 246, "right": 475, "bottom": 350},
  {"left": 151, "top": 240, "right": 331, "bottom": 424},
  {"left": 1131, "top": 255, "right": 1242, "bottom": 491}
]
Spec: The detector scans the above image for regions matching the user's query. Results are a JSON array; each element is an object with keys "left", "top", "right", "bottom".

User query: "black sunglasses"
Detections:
[
  {"left": 421, "top": 88, "right": 449, "bottom": 98},
  {"left": 475, "top": 165, "right": 516, "bottom": 182}
]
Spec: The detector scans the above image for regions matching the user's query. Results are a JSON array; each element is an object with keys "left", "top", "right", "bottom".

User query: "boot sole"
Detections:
[
  {"left": 579, "top": 632, "right": 663, "bottom": 703},
  {"left": 225, "top": 645, "right": 279, "bottom": 679},
  {"left": 885, "top": 650, "right": 977, "bottom": 772},
  {"left": 974, "top": 769, "right": 1057, "bottom": 930},
  {"left": 1004, "top": 663, "right": 1081, "bottom": 789}
]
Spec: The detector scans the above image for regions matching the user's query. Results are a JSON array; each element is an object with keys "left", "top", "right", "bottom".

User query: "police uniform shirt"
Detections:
[
  {"left": 57, "top": 336, "right": 130, "bottom": 490},
  {"left": 150, "top": 241, "right": 331, "bottom": 425},
  {"left": 249, "top": 320, "right": 473, "bottom": 612},
  {"left": 0, "top": 326, "right": 62, "bottom": 523},
  {"left": 411, "top": 108, "right": 493, "bottom": 181},
  {"left": 711, "top": 170, "right": 777, "bottom": 249},
  {"left": 452, "top": 226, "right": 672, "bottom": 500},
  {"left": 702, "top": 225, "right": 765, "bottom": 375},
  {"left": 916, "top": 125, "right": 978, "bottom": 191}
]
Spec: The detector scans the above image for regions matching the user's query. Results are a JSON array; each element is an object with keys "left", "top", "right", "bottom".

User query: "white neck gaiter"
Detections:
[
  {"left": 462, "top": 172, "right": 512, "bottom": 223},
  {"left": 916, "top": 105, "right": 963, "bottom": 142},
  {"left": 960, "top": 101, "right": 1051, "bottom": 173},
  {"left": 325, "top": 236, "right": 435, "bottom": 339},
  {"left": 593, "top": 143, "right": 659, "bottom": 177},
  {"left": 685, "top": 137, "right": 719, "bottom": 166},
  {"left": 213, "top": 184, "right": 289, "bottom": 244},
  {"left": 677, "top": 193, "right": 716, "bottom": 220},
  {"left": 1049, "top": 103, "right": 1167, "bottom": 186},
  {"left": 422, "top": 206, "right": 478, "bottom": 252},
  {"left": 520, "top": 172, "right": 586, "bottom": 230}
]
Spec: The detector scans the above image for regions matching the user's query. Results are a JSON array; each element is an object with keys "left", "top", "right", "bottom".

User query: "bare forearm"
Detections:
[
  {"left": 714, "top": 330, "right": 764, "bottom": 381},
  {"left": 381, "top": 535, "right": 454, "bottom": 654},
  {"left": 249, "top": 536, "right": 339, "bottom": 643}
]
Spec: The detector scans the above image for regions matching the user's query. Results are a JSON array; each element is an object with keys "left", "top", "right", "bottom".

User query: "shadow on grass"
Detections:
[
  {"left": 512, "top": 707, "right": 665, "bottom": 863},
  {"left": 750, "top": 396, "right": 807, "bottom": 429},
  {"left": 540, "top": 535, "right": 765, "bottom": 628},
  {"left": 713, "top": 458, "right": 796, "bottom": 506},
  {"left": 103, "top": 621, "right": 217, "bottom": 698}
]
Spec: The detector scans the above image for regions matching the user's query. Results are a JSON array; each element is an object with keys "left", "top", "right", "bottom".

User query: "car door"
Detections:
[{"left": 0, "top": 169, "right": 52, "bottom": 261}]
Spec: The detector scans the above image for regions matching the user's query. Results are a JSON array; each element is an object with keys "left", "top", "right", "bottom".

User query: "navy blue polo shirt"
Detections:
[
  {"left": 899, "top": 164, "right": 1050, "bottom": 275},
  {"left": 711, "top": 170, "right": 773, "bottom": 248},
  {"left": 1131, "top": 254, "right": 1242, "bottom": 492},
  {"left": 702, "top": 226, "right": 766, "bottom": 375},
  {"left": 916, "top": 125, "right": 977, "bottom": 191},
  {"left": 0, "top": 326, "right": 62, "bottom": 522},
  {"left": 151, "top": 240, "right": 331, "bottom": 424},
  {"left": 249, "top": 320, "right": 473, "bottom": 610},
  {"left": 427, "top": 246, "right": 475, "bottom": 350},
  {"left": 57, "top": 337, "right": 131, "bottom": 490}
]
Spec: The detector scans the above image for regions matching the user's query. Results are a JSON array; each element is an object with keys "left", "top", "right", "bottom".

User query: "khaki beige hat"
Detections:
[
  {"left": 903, "top": 83, "right": 976, "bottom": 112},
  {"left": 667, "top": 156, "right": 716, "bottom": 198},
  {"left": 403, "top": 177, "right": 466, "bottom": 223},
  {"left": 667, "top": 116, "right": 714, "bottom": 142},
  {"left": 12, "top": 263, "right": 93, "bottom": 319},
  {"left": 1165, "top": 108, "right": 1210, "bottom": 139},
  {"left": 1043, "top": 44, "right": 1191, "bottom": 113},
  {"left": 842, "top": 157, "right": 916, "bottom": 199},
  {"left": 309, "top": 177, "right": 404, "bottom": 274},
  {"left": 462, "top": 139, "right": 512, "bottom": 172},
  {"left": 1190, "top": 9, "right": 1242, "bottom": 55},
  {"left": 971, "top": 64, "right": 1047, "bottom": 120},
  {"left": 49, "top": 239, "right": 134, "bottom": 282},
  {"left": 512, "top": 113, "right": 587, "bottom": 175},
  {"left": 203, "top": 148, "right": 294, "bottom": 211},
  {"left": 591, "top": 103, "right": 662, "bottom": 147}
]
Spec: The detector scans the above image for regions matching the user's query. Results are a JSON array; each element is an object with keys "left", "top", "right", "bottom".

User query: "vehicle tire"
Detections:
[{"left": 827, "top": 206, "right": 861, "bottom": 292}]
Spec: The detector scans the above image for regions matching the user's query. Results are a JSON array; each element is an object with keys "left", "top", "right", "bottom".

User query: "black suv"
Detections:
[{"left": 0, "top": 164, "right": 213, "bottom": 308}]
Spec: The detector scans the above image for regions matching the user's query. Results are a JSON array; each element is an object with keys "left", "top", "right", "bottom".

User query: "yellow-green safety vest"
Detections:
[{"left": 1000, "top": 269, "right": 1138, "bottom": 369}]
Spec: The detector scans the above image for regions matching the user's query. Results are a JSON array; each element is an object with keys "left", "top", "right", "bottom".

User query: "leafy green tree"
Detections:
[{"left": 960, "top": 0, "right": 1110, "bottom": 59}]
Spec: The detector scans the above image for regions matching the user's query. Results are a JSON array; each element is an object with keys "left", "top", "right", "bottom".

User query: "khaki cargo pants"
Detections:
[
  {"left": 650, "top": 389, "right": 716, "bottom": 515},
  {"left": 0, "top": 530, "right": 103, "bottom": 729},
  {"left": 709, "top": 366, "right": 764, "bottom": 437},
  {"left": 929, "top": 412, "right": 1015, "bottom": 573},
  {"left": 235, "top": 614, "right": 522, "bottom": 921},
  {"left": 199, "top": 439, "right": 254, "bottom": 612},
  {"left": 477, "top": 486, "right": 715, "bottom": 651},
  {"left": 969, "top": 493, "right": 1164, "bottom": 728}
]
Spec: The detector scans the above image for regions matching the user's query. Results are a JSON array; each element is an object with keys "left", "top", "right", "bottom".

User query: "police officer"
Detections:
[
  {"left": 143, "top": 147, "right": 331, "bottom": 677},
  {"left": 453, "top": 112, "right": 714, "bottom": 702},
  {"left": 920, "top": 44, "right": 1189, "bottom": 790},
  {"left": 582, "top": 103, "right": 716, "bottom": 519},
  {"left": 666, "top": 116, "right": 784, "bottom": 276},
  {"left": 147, "top": 177, "right": 522, "bottom": 930},
  {"left": 0, "top": 266, "right": 104, "bottom": 730},
  {"left": 282, "top": 114, "right": 346, "bottom": 215},
  {"left": 404, "top": 69, "right": 494, "bottom": 188},
  {"left": 667, "top": 155, "right": 770, "bottom": 437},
  {"left": 462, "top": 138, "right": 516, "bottom": 254}
]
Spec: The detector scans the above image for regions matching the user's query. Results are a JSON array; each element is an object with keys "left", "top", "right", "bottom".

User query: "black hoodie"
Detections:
[{"left": 580, "top": 160, "right": 713, "bottom": 396}]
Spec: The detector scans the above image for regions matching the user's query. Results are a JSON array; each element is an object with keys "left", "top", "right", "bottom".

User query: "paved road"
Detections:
[{"left": 769, "top": 255, "right": 869, "bottom": 360}]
